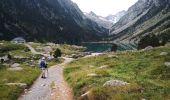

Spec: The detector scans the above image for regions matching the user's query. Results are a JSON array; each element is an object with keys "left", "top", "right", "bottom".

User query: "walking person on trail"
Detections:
[{"left": 39, "top": 57, "right": 48, "bottom": 79}]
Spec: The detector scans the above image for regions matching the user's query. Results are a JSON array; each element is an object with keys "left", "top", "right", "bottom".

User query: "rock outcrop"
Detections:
[
  {"left": 84, "top": 11, "right": 114, "bottom": 29},
  {"left": 105, "top": 10, "right": 126, "bottom": 23},
  {"left": 109, "top": 0, "right": 170, "bottom": 44},
  {"left": 103, "top": 80, "right": 129, "bottom": 87}
]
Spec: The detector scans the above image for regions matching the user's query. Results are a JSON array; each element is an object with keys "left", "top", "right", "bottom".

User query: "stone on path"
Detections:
[
  {"left": 160, "top": 52, "right": 168, "bottom": 56},
  {"left": 6, "top": 83, "right": 27, "bottom": 88},
  {"left": 103, "top": 80, "right": 129, "bottom": 87}
]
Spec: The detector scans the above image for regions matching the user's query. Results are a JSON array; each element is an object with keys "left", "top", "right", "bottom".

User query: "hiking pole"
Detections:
[{"left": 46, "top": 68, "right": 49, "bottom": 78}]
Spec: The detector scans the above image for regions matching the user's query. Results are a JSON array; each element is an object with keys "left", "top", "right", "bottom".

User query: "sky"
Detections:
[{"left": 71, "top": 0, "right": 138, "bottom": 17}]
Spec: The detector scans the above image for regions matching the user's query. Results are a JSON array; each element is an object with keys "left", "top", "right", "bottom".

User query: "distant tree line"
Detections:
[{"left": 138, "top": 28, "right": 170, "bottom": 49}]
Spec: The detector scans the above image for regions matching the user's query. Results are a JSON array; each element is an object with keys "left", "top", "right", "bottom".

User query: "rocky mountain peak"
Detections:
[{"left": 88, "top": 11, "right": 98, "bottom": 18}]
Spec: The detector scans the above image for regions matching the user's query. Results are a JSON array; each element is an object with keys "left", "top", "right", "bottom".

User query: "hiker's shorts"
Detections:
[{"left": 41, "top": 68, "right": 46, "bottom": 70}]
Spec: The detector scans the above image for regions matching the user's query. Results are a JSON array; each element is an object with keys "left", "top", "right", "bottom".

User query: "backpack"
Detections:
[{"left": 40, "top": 60, "right": 47, "bottom": 68}]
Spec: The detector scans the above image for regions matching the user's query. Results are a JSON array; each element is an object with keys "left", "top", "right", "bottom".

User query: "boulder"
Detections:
[
  {"left": 43, "top": 46, "right": 53, "bottom": 53},
  {"left": 103, "top": 80, "right": 129, "bottom": 87},
  {"left": 108, "top": 55, "right": 118, "bottom": 58},
  {"left": 89, "top": 65, "right": 95, "bottom": 68},
  {"left": 80, "top": 91, "right": 90, "bottom": 99},
  {"left": 6, "top": 83, "right": 27, "bottom": 88},
  {"left": 11, "top": 63, "right": 20, "bottom": 68},
  {"left": 160, "top": 52, "right": 168, "bottom": 56},
  {"left": 98, "top": 65, "right": 109, "bottom": 69},
  {"left": 87, "top": 73, "right": 98, "bottom": 77},
  {"left": 8, "top": 67, "right": 23, "bottom": 71},
  {"left": 164, "top": 62, "right": 170, "bottom": 67},
  {"left": 144, "top": 46, "right": 153, "bottom": 50},
  {"left": 14, "top": 56, "right": 26, "bottom": 59}
]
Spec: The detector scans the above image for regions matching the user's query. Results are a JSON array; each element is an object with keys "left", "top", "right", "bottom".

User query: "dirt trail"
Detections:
[{"left": 18, "top": 57, "right": 74, "bottom": 100}]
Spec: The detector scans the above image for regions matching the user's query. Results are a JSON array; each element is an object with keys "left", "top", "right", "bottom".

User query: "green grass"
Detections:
[
  {"left": 10, "top": 50, "right": 32, "bottom": 58},
  {"left": 0, "top": 42, "right": 27, "bottom": 53},
  {"left": 48, "top": 58, "right": 64, "bottom": 67},
  {"left": 28, "top": 42, "right": 85, "bottom": 55},
  {"left": 64, "top": 46, "right": 170, "bottom": 100},
  {"left": 0, "top": 41, "right": 65, "bottom": 100},
  {"left": 0, "top": 64, "right": 41, "bottom": 100}
]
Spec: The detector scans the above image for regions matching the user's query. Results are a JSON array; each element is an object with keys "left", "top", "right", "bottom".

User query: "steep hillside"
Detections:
[
  {"left": 109, "top": 0, "right": 170, "bottom": 44},
  {"left": 0, "top": 0, "right": 107, "bottom": 43},
  {"left": 84, "top": 11, "right": 114, "bottom": 29},
  {"left": 105, "top": 10, "right": 126, "bottom": 23}
]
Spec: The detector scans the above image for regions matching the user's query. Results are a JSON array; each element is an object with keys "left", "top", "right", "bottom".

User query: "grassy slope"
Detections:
[
  {"left": 0, "top": 41, "right": 64, "bottom": 100},
  {"left": 28, "top": 42, "right": 85, "bottom": 55},
  {"left": 64, "top": 46, "right": 170, "bottom": 100},
  {"left": 0, "top": 42, "right": 40, "bottom": 100}
]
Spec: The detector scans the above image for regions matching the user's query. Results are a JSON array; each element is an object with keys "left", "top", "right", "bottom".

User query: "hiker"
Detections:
[
  {"left": 1, "top": 58, "right": 4, "bottom": 63},
  {"left": 39, "top": 57, "right": 48, "bottom": 79}
]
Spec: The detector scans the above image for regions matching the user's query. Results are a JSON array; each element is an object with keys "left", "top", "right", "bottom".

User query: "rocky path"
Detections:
[
  {"left": 24, "top": 43, "right": 48, "bottom": 56},
  {"left": 18, "top": 57, "right": 74, "bottom": 100}
]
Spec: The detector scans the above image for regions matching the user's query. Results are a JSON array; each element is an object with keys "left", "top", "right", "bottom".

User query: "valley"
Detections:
[{"left": 0, "top": 0, "right": 170, "bottom": 100}]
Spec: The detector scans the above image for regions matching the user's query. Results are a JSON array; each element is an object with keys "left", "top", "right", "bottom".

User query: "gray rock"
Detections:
[
  {"left": 11, "top": 63, "right": 20, "bottom": 68},
  {"left": 98, "top": 65, "right": 109, "bottom": 69},
  {"left": 87, "top": 73, "right": 98, "bottom": 77},
  {"left": 103, "top": 80, "right": 129, "bottom": 87},
  {"left": 160, "top": 52, "right": 168, "bottom": 56},
  {"left": 144, "top": 46, "right": 153, "bottom": 50},
  {"left": 8, "top": 67, "right": 23, "bottom": 71},
  {"left": 14, "top": 56, "right": 25, "bottom": 59},
  {"left": 165, "top": 62, "right": 170, "bottom": 67},
  {"left": 89, "top": 65, "right": 95, "bottom": 68},
  {"left": 108, "top": 55, "right": 118, "bottom": 58},
  {"left": 6, "top": 83, "right": 27, "bottom": 88},
  {"left": 81, "top": 91, "right": 90, "bottom": 97}
]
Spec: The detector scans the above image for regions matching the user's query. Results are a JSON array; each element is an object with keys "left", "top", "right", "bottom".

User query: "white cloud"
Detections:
[{"left": 71, "top": 0, "right": 138, "bottom": 17}]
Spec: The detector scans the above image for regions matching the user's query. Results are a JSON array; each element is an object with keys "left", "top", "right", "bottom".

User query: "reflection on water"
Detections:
[{"left": 81, "top": 43, "right": 137, "bottom": 52}]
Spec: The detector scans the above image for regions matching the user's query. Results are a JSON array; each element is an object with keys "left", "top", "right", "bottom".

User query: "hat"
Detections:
[{"left": 42, "top": 57, "right": 45, "bottom": 60}]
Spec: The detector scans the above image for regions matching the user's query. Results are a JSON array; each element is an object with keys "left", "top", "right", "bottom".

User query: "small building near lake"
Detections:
[{"left": 11, "top": 37, "right": 26, "bottom": 44}]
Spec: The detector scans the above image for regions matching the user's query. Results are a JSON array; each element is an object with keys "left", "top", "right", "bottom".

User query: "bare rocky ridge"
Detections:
[
  {"left": 109, "top": 0, "right": 170, "bottom": 43},
  {"left": 84, "top": 11, "right": 114, "bottom": 29},
  {"left": 84, "top": 11, "right": 126, "bottom": 29}
]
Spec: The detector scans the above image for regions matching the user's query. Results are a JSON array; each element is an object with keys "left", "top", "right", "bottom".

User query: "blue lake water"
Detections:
[{"left": 81, "top": 43, "right": 137, "bottom": 52}]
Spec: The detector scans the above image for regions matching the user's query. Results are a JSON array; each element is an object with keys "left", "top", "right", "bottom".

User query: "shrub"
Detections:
[
  {"left": 7, "top": 54, "right": 12, "bottom": 60},
  {"left": 138, "top": 34, "right": 160, "bottom": 49},
  {"left": 111, "top": 43, "right": 118, "bottom": 51},
  {"left": 0, "top": 44, "right": 25, "bottom": 53},
  {"left": 53, "top": 48, "right": 62, "bottom": 58}
]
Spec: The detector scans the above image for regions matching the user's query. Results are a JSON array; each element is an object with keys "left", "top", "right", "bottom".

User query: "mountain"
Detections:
[
  {"left": 84, "top": 11, "right": 114, "bottom": 29},
  {"left": 84, "top": 11, "right": 126, "bottom": 29},
  {"left": 0, "top": 0, "right": 107, "bottom": 43},
  {"left": 109, "top": 0, "right": 170, "bottom": 44},
  {"left": 105, "top": 10, "right": 126, "bottom": 23}
]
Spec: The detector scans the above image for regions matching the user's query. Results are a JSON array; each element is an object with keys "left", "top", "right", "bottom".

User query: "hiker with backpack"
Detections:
[{"left": 39, "top": 57, "right": 48, "bottom": 79}]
